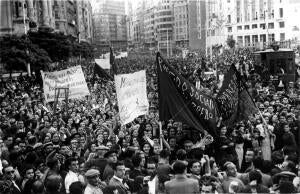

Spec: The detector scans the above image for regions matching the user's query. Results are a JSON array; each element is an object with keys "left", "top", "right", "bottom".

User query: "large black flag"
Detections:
[
  {"left": 216, "top": 64, "right": 258, "bottom": 125},
  {"left": 157, "top": 52, "right": 217, "bottom": 136}
]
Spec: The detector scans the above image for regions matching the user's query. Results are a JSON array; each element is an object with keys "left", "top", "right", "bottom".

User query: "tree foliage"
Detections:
[
  {"left": 28, "top": 31, "right": 94, "bottom": 62},
  {"left": 0, "top": 35, "right": 51, "bottom": 72},
  {"left": 0, "top": 30, "right": 94, "bottom": 72}
]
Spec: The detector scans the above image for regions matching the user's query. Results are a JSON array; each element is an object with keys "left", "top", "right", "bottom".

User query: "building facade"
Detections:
[
  {"left": 92, "top": 0, "right": 127, "bottom": 52},
  {"left": 0, "top": 0, "right": 93, "bottom": 43},
  {"left": 206, "top": 0, "right": 300, "bottom": 51},
  {"left": 173, "top": 0, "right": 206, "bottom": 51},
  {"left": 126, "top": 0, "right": 206, "bottom": 56}
]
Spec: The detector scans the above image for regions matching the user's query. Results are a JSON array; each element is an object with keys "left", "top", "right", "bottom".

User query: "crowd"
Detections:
[{"left": 0, "top": 48, "right": 300, "bottom": 194}]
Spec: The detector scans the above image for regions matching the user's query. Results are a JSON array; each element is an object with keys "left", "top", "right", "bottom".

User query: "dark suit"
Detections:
[
  {"left": 108, "top": 176, "right": 130, "bottom": 194},
  {"left": 164, "top": 175, "right": 199, "bottom": 194}
]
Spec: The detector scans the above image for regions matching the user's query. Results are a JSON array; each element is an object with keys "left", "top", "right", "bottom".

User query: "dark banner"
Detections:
[
  {"left": 110, "top": 47, "right": 118, "bottom": 76},
  {"left": 157, "top": 53, "right": 217, "bottom": 136},
  {"left": 216, "top": 64, "right": 258, "bottom": 125}
]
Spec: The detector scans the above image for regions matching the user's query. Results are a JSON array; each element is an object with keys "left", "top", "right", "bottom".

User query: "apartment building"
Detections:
[
  {"left": 206, "top": 0, "right": 300, "bottom": 50},
  {"left": 0, "top": 0, "right": 93, "bottom": 43},
  {"left": 92, "top": 0, "right": 127, "bottom": 51}
]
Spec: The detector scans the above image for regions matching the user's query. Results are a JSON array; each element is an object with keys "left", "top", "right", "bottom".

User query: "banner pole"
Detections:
[{"left": 159, "top": 121, "right": 163, "bottom": 150}]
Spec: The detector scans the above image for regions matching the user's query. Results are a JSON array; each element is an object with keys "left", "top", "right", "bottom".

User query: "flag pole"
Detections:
[{"left": 159, "top": 121, "right": 163, "bottom": 150}]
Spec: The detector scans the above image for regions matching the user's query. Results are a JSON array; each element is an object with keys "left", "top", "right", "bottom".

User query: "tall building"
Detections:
[
  {"left": 126, "top": 0, "right": 134, "bottom": 48},
  {"left": 206, "top": 0, "right": 300, "bottom": 51},
  {"left": 92, "top": 0, "right": 127, "bottom": 52},
  {"left": 76, "top": 0, "right": 93, "bottom": 42},
  {"left": 173, "top": 0, "right": 206, "bottom": 51},
  {"left": 154, "top": 0, "right": 174, "bottom": 56},
  {"left": 126, "top": 0, "right": 206, "bottom": 55},
  {"left": 0, "top": 0, "right": 93, "bottom": 43}
]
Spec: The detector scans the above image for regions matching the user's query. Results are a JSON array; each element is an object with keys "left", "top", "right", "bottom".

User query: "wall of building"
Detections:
[
  {"left": 206, "top": 0, "right": 300, "bottom": 50},
  {"left": 0, "top": 0, "right": 93, "bottom": 43},
  {"left": 92, "top": 0, "right": 127, "bottom": 51}
]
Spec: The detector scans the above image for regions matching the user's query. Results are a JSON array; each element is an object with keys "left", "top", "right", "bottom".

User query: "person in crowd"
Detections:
[
  {"left": 241, "top": 170, "right": 270, "bottom": 193},
  {"left": 84, "top": 169, "right": 104, "bottom": 194},
  {"left": 65, "top": 157, "right": 84, "bottom": 194},
  {"left": 164, "top": 160, "right": 199, "bottom": 194},
  {"left": 108, "top": 161, "right": 130, "bottom": 194},
  {"left": 221, "top": 162, "right": 245, "bottom": 193}
]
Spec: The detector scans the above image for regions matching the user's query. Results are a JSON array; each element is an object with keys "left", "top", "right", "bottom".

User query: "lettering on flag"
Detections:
[
  {"left": 216, "top": 64, "right": 258, "bottom": 125},
  {"left": 95, "top": 59, "right": 110, "bottom": 69},
  {"left": 157, "top": 53, "right": 217, "bottom": 136},
  {"left": 41, "top": 66, "right": 90, "bottom": 102},
  {"left": 115, "top": 70, "right": 149, "bottom": 125}
]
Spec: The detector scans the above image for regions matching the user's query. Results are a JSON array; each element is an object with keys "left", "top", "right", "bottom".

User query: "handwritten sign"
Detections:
[
  {"left": 41, "top": 66, "right": 90, "bottom": 102},
  {"left": 95, "top": 59, "right": 110, "bottom": 69},
  {"left": 115, "top": 70, "right": 149, "bottom": 125}
]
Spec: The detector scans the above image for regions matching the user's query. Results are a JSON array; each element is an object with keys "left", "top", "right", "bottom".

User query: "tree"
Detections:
[
  {"left": 28, "top": 31, "right": 94, "bottom": 61},
  {"left": 28, "top": 31, "right": 73, "bottom": 62},
  {"left": 0, "top": 35, "right": 51, "bottom": 72},
  {"left": 226, "top": 37, "right": 236, "bottom": 49}
]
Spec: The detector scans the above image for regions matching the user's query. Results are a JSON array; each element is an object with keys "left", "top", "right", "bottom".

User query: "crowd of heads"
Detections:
[{"left": 0, "top": 48, "right": 300, "bottom": 193}]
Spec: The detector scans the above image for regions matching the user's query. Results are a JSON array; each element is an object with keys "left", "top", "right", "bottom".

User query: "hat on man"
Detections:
[
  {"left": 104, "top": 150, "right": 117, "bottom": 158},
  {"left": 85, "top": 169, "right": 100, "bottom": 178}
]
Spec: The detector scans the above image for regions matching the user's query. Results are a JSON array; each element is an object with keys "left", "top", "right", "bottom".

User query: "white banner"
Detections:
[
  {"left": 95, "top": 59, "right": 110, "bottom": 69},
  {"left": 115, "top": 52, "right": 128, "bottom": 59},
  {"left": 115, "top": 70, "right": 149, "bottom": 125},
  {"left": 41, "top": 66, "right": 90, "bottom": 102}
]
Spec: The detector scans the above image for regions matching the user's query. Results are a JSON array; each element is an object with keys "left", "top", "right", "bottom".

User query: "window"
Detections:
[
  {"left": 280, "top": 33, "right": 285, "bottom": 41},
  {"left": 55, "top": 22, "right": 60, "bottom": 29},
  {"left": 268, "top": 34, "right": 275, "bottom": 42},
  {"left": 227, "top": 0, "right": 230, "bottom": 2},
  {"left": 268, "top": 23, "right": 274, "bottom": 29},
  {"left": 260, "top": 23, "right": 266, "bottom": 29},
  {"left": 279, "top": 22, "right": 285, "bottom": 28},
  {"left": 245, "top": 25, "right": 250, "bottom": 30},
  {"left": 279, "top": 8, "right": 283, "bottom": 17},
  {"left": 228, "top": 27, "right": 232, "bottom": 32},
  {"left": 227, "top": 15, "right": 231, "bottom": 23},
  {"left": 237, "top": 36, "right": 243, "bottom": 45},
  {"left": 252, "top": 24, "right": 257, "bottom": 29},
  {"left": 237, "top": 26, "right": 242, "bottom": 30},
  {"left": 252, "top": 35, "right": 258, "bottom": 43},
  {"left": 260, "top": 34, "right": 266, "bottom": 42},
  {"left": 55, "top": 10, "right": 59, "bottom": 19}
]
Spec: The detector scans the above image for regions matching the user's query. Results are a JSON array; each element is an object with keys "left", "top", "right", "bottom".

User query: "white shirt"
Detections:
[
  {"left": 65, "top": 170, "right": 79, "bottom": 193},
  {"left": 84, "top": 184, "right": 103, "bottom": 194},
  {"left": 112, "top": 175, "right": 123, "bottom": 183}
]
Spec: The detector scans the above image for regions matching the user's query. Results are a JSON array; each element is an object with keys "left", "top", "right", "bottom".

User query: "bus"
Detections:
[{"left": 253, "top": 48, "right": 295, "bottom": 83}]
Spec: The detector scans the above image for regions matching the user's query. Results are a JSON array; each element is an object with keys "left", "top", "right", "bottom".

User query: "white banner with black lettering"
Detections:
[
  {"left": 115, "top": 70, "right": 149, "bottom": 125},
  {"left": 41, "top": 66, "right": 90, "bottom": 102}
]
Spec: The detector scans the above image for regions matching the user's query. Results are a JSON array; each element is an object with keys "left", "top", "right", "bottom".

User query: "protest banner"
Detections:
[
  {"left": 41, "top": 66, "right": 90, "bottom": 102},
  {"left": 216, "top": 64, "right": 258, "bottom": 126},
  {"left": 157, "top": 53, "right": 218, "bottom": 136},
  {"left": 115, "top": 70, "right": 149, "bottom": 125},
  {"left": 95, "top": 59, "right": 110, "bottom": 69}
]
